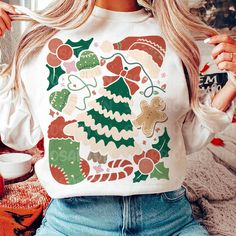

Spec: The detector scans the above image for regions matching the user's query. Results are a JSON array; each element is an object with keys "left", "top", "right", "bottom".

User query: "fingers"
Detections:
[
  {"left": 0, "top": 9, "right": 11, "bottom": 30},
  {"left": 217, "top": 61, "right": 236, "bottom": 74},
  {"left": 215, "top": 52, "right": 235, "bottom": 65},
  {"left": 0, "top": 1, "right": 19, "bottom": 36},
  {"left": 204, "top": 34, "right": 236, "bottom": 59},
  {"left": 0, "top": 2, "right": 17, "bottom": 14},
  {"left": 0, "top": 17, "right": 7, "bottom": 37},
  {"left": 211, "top": 43, "right": 236, "bottom": 59},
  {"left": 204, "top": 34, "right": 236, "bottom": 76},
  {"left": 204, "top": 34, "right": 235, "bottom": 45}
]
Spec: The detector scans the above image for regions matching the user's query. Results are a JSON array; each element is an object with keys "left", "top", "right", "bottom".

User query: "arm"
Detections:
[
  {"left": 0, "top": 3, "right": 41, "bottom": 150},
  {"left": 182, "top": 35, "right": 236, "bottom": 155},
  {"left": 211, "top": 79, "right": 236, "bottom": 111},
  {"left": 0, "top": 1, "right": 18, "bottom": 36},
  {"left": 207, "top": 34, "right": 236, "bottom": 111},
  {"left": 0, "top": 70, "right": 43, "bottom": 151}
]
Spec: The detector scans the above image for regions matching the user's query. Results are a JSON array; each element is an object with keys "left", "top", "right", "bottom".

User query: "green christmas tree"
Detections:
[
  {"left": 75, "top": 76, "right": 141, "bottom": 158},
  {"left": 64, "top": 62, "right": 142, "bottom": 159}
]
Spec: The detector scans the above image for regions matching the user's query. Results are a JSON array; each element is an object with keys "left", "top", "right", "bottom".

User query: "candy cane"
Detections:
[{"left": 87, "top": 159, "right": 133, "bottom": 182}]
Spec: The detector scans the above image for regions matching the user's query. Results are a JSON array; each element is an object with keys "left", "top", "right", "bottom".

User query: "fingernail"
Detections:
[
  {"left": 15, "top": 9, "right": 22, "bottom": 14},
  {"left": 204, "top": 38, "right": 211, "bottom": 44}
]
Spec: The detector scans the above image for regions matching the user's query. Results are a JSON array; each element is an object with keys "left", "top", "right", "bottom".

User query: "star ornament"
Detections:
[
  {"left": 49, "top": 109, "right": 55, "bottom": 117},
  {"left": 161, "top": 72, "right": 166, "bottom": 78},
  {"left": 63, "top": 61, "right": 77, "bottom": 74}
]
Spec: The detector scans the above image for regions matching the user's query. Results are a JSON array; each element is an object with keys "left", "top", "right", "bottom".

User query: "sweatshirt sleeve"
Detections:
[
  {"left": 181, "top": 80, "right": 235, "bottom": 156},
  {"left": 0, "top": 73, "right": 43, "bottom": 151},
  {"left": 181, "top": 41, "right": 236, "bottom": 156}
]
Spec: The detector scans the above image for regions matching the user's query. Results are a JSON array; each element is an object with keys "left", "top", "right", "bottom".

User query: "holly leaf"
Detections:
[
  {"left": 65, "top": 38, "right": 93, "bottom": 58},
  {"left": 150, "top": 162, "right": 169, "bottom": 180},
  {"left": 152, "top": 127, "right": 170, "bottom": 158},
  {"left": 46, "top": 65, "right": 66, "bottom": 91},
  {"left": 133, "top": 170, "right": 148, "bottom": 183}
]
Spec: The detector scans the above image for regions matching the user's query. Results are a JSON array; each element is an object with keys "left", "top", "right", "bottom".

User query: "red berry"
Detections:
[
  {"left": 57, "top": 44, "right": 73, "bottom": 61},
  {"left": 145, "top": 149, "right": 160, "bottom": 164},
  {"left": 47, "top": 53, "right": 61, "bottom": 67},
  {"left": 139, "top": 158, "right": 154, "bottom": 174},
  {"left": 48, "top": 38, "right": 63, "bottom": 53},
  {"left": 133, "top": 151, "right": 145, "bottom": 165}
]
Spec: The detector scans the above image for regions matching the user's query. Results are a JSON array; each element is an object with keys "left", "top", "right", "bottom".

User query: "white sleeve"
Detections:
[
  {"left": 181, "top": 41, "right": 236, "bottom": 155},
  {"left": 0, "top": 73, "right": 43, "bottom": 151},
  {"left": 181, "top": 83, "right": 235, "bottom": 156}
]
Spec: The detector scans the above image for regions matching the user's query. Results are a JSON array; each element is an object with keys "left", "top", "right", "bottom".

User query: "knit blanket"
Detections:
[
  {"left": 184, "top": 149, "right": 236, "bottom": 236},
  {"left": 0, "top": 146, "right": 51, "bottom": 213}
]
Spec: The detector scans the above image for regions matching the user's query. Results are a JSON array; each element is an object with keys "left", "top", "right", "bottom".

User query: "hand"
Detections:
[
  {"left": 204, "top": 34, "right": 236, "bottom": 76},
  {"left": 0, "top": 1, "right": 18, "bottom": 37}
]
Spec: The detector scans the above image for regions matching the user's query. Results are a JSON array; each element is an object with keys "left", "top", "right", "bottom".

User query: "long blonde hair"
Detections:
[{"left": 1, "top": 0, "right": 220, "bottom": 124}]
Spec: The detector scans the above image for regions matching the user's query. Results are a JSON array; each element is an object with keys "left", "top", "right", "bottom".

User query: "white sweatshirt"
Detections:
[{"left": 0, "top": 7, "right": 235, "bottom": 198}]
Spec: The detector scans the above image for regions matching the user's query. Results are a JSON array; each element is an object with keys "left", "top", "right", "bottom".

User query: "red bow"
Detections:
[{"left": 103, "top": 56, "right": 141, "bottom": 95}]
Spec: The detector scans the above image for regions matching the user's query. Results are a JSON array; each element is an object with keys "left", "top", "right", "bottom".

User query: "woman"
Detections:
[{"left": 0, "top": 0, "right": 236, "bottom": 235}]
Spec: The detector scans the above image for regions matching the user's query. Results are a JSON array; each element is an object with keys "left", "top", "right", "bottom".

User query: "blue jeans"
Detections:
[{"left": 35, "top": 185, "right": 209, "bottom": 236}]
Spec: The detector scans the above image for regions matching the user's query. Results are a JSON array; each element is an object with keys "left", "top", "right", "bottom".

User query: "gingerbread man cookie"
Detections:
[{"left": 133, "top": 96, "right": 168, "bottom": 137}]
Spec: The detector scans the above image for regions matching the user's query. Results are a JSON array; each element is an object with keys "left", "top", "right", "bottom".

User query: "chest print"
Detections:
[
  {"left": 46, "top": 36, "right": 171, "bottom": 185},
  {"left": 133, "top": 96, "right": 168, "bottom": 137}
]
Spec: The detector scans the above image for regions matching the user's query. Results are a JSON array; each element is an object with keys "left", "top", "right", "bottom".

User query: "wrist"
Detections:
[{"left": 227, "top": 72, "right": 236, "bottom": 88}]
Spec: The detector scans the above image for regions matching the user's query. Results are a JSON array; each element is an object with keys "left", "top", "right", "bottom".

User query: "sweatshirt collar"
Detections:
[{"left": 92, "top": 5, "right": 151, "bottom": 22}]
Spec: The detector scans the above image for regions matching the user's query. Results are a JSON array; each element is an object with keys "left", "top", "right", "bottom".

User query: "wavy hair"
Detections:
[{"left": 1, "top": 0, "right": 220, "bottom": 124}]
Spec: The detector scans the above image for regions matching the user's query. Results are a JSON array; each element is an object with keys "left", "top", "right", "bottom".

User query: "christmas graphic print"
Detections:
[{"left": 46, "top": 36, "right": 171, "bottom": 185}]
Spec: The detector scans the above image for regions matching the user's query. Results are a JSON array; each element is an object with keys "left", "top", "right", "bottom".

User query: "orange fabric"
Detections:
[{"left": 0, "top": 205, "right": 43, "bottom": 236}]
